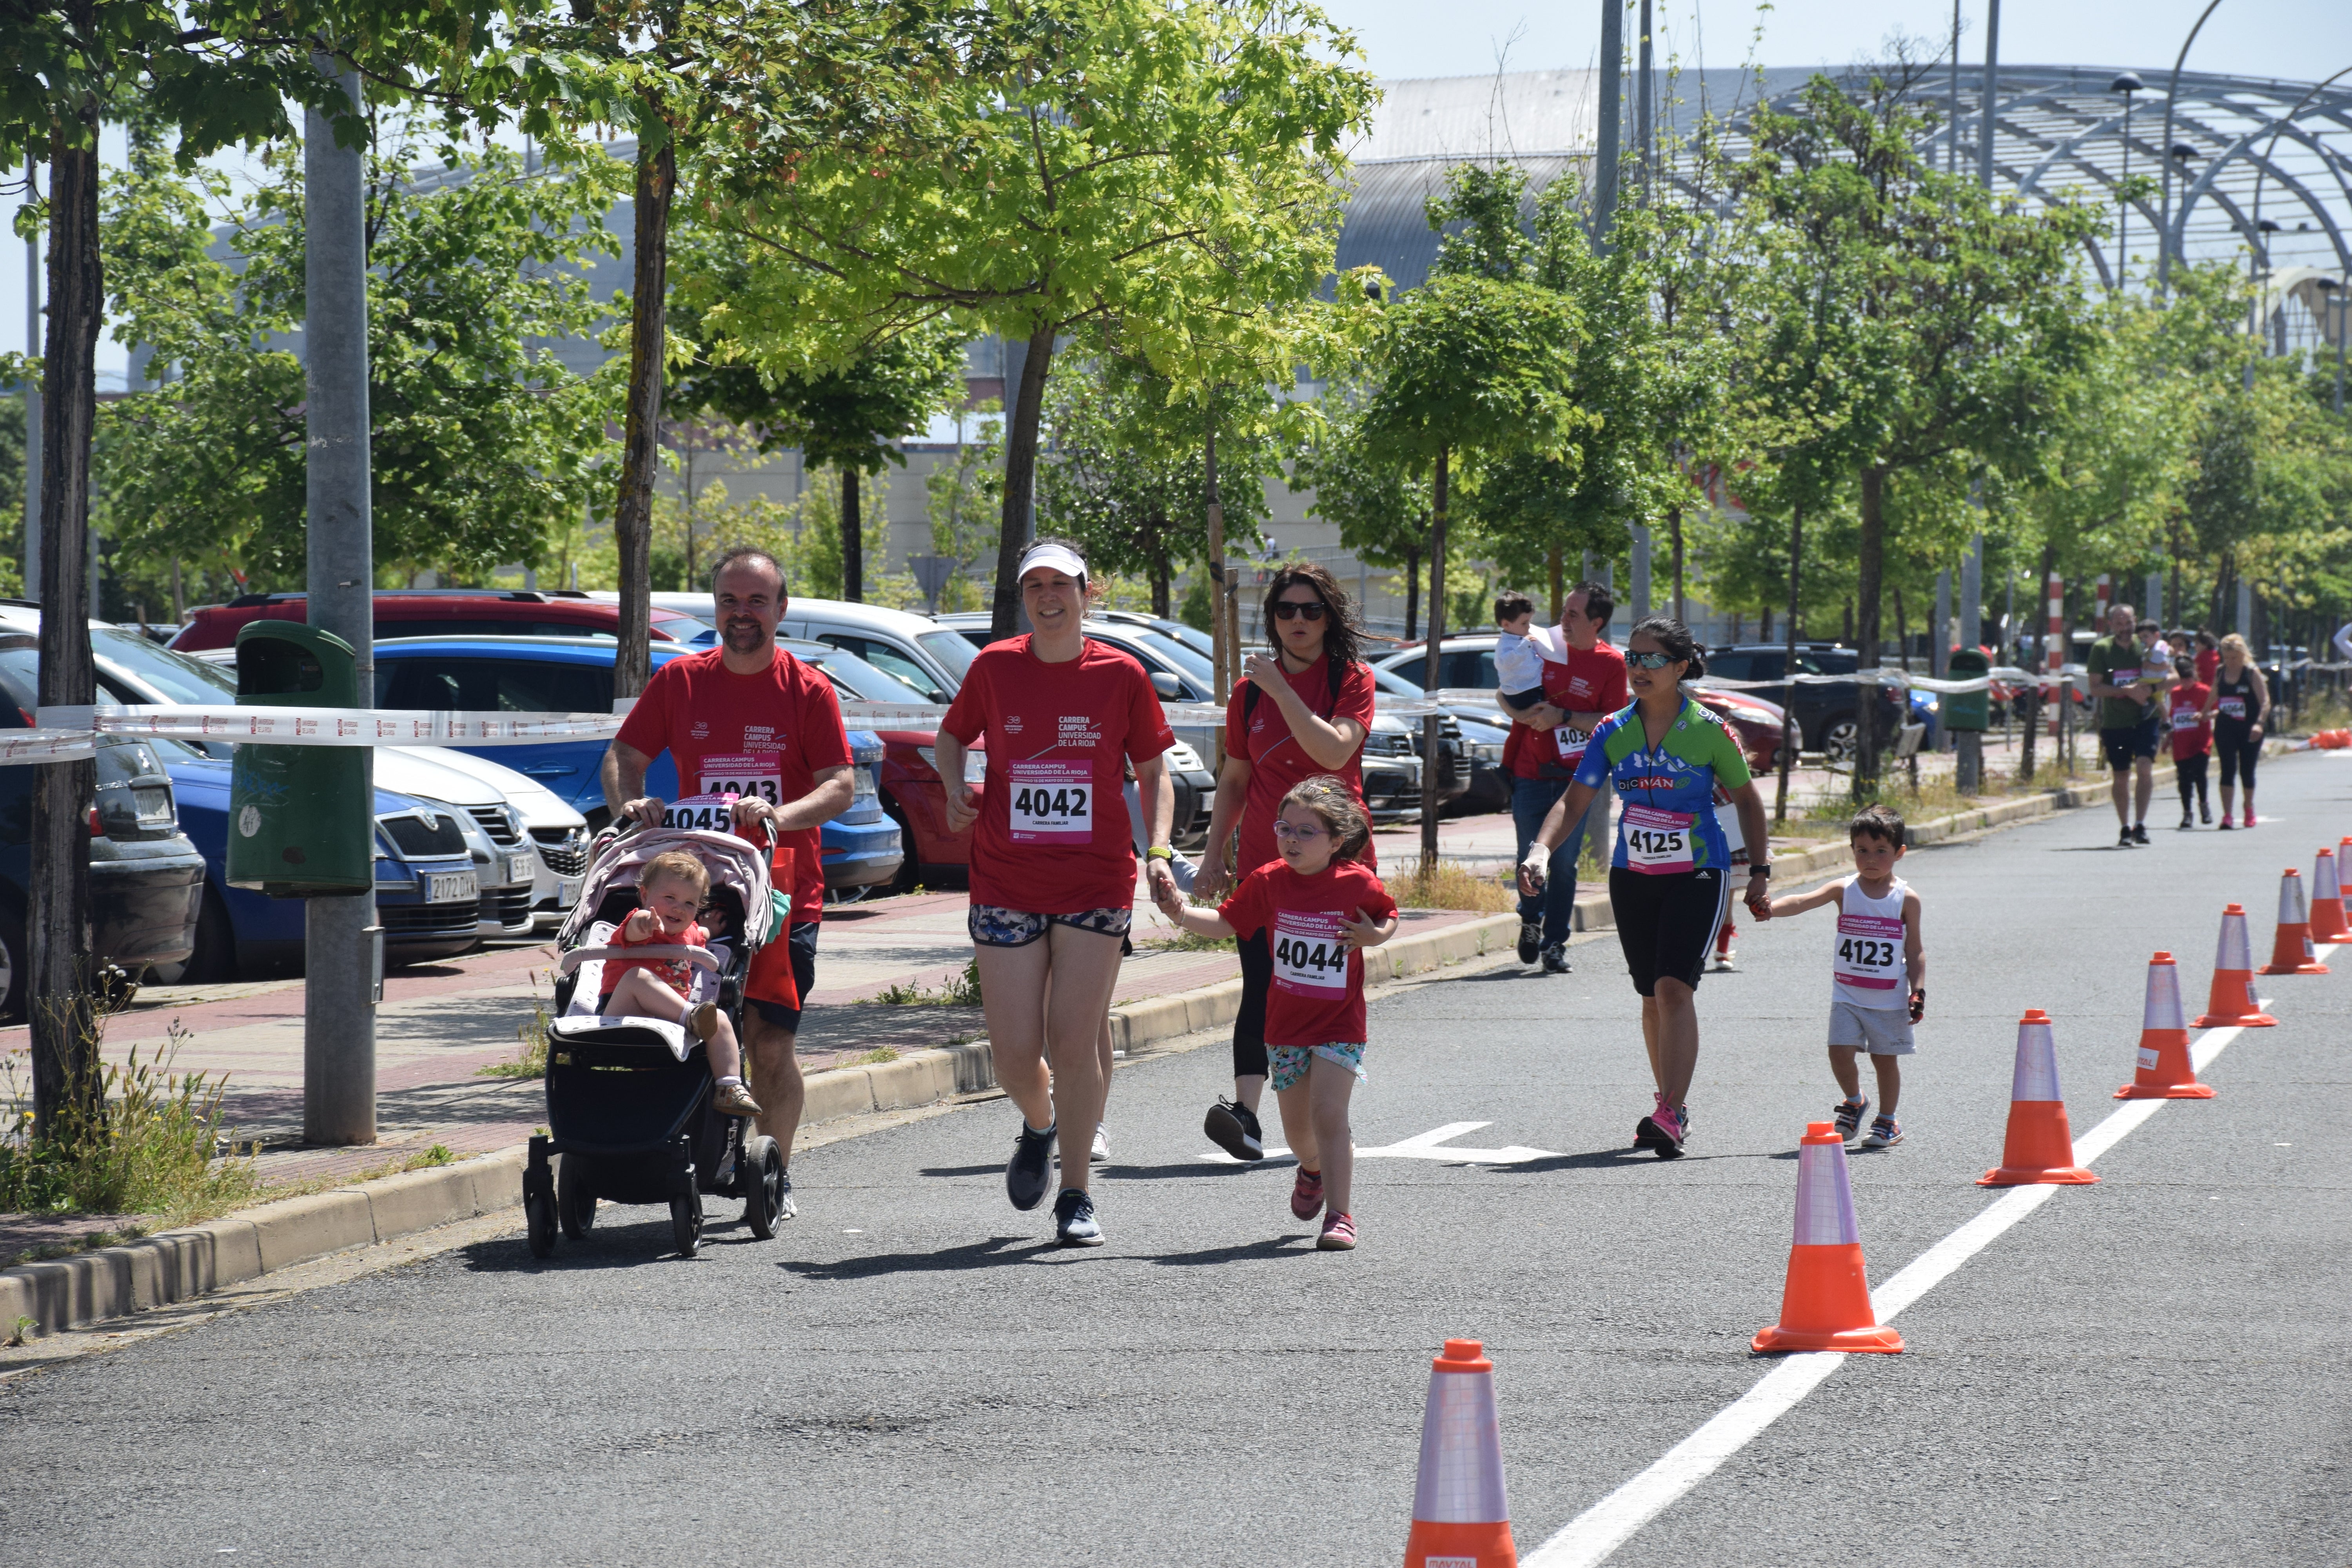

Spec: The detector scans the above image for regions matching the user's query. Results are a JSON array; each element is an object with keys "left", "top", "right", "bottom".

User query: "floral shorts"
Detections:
[
  {"left": 1267, "top": 1041, "right": 1366, "bottom": 1091},
  {"left": 967, "top": 904, "right": 1133, "bottom": 948}
]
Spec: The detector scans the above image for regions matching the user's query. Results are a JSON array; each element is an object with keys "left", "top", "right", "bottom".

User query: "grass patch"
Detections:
[
  {"left": 1149, "top": 929, "right": 1237, "bottom": 953},
  {"left": 0, "top": 1020, "right": 262, "bottom": 1227},
  {"left": 8, "top": 1223, "right": 153, "bottom": 1267},
  {"left": 477, "top": 1004, "right": 552, "bottom": 1079},
  {"left": 874, "top": 959, "right": 982, "bottom": 1007},
  {"left": 851, "top": 1047, "right": 902, "bottom": 1066},
  {"left": 1388, "top": 857, "right": 1517, "bottom": 913}
]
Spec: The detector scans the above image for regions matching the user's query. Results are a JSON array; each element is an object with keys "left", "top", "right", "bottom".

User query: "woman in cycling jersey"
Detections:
[
  {"left": 1518, "top": 616, "right": 1771, "bottom": 1158},
  {"left": 938, "top": 539, "right": 1179, "bottom": 1246},
  {"left": 1191, "top": 564, "right": 1377, "bottom": 1163}
]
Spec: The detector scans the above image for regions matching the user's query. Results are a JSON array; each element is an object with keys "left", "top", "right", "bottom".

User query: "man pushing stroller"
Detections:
[{"left": 597, "top": 849, "right": 762, "bottom": 1118}]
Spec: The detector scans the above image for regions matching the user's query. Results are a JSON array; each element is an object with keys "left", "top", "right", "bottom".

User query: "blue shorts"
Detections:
[{"left": 1267, "top": 1041, "right": 1365, "bottom": 1091}]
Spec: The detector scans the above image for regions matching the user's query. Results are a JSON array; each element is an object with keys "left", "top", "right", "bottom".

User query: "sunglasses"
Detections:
[
  {"left": 1626, "top": 650, "right": 1684, "bottom": 669},
  {"left": 1271, "top": 601, "right": 1328, "bottom": 621}
]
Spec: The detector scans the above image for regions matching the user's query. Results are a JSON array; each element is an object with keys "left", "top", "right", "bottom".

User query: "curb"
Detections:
[{"left": 1, "top": 1151, "right": 523, "bottom": 1343}]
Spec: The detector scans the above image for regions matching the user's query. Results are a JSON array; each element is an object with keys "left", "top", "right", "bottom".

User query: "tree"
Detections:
[
  {"left": 95, "top": 128, "right": 628, "bottom": 588},
  {"left": 1291, "top": 389, "right": 1430, "bottom": 637},
  {"left": 693, "top": 0, "right": 1377, "bottom": 637},
  {"left": 925, "top": 405, "right": 1006, "bottom": 613}
]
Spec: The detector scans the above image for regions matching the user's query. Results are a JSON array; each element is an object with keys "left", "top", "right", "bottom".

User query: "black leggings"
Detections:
[
  {"left": 1233, "top": 929, "right": 1273, "bottom": 1080},
  {"left": 2215, "top": 723, "right": 2259, "bottom": 789},
  {"left": 2176, "top": 753, "right": 2209, "bottom": 812}
]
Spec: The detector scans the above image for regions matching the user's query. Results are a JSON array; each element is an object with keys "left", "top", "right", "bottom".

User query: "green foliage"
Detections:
[
  {"left": 94, "top": 128, "right": 628, "bottom": 588},
  {"left": 925, "top": 407, "right": 1006, "bottom": 613}
]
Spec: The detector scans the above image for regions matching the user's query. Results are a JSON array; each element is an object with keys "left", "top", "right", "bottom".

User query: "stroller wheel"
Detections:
[
  {"left": 670, "top": 1192, "right": 703, "bottom": 1258},
  {"left": 524, "top": 1179, "right": 558, "bottom": 1259},
  {"left": 743, "top": 1135, "right": 785, "bottom": 1240},
  {"left": 557, "top": 1155, "right": 596, "bottom": 1240}
]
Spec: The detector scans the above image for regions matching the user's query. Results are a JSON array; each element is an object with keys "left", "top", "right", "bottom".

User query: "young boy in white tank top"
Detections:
[{"left": 1757, "top": 803, "right": 1926, "bottom": 1148}]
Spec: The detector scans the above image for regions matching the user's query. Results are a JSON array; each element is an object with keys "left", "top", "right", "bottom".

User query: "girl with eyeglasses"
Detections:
[
  {"left": 1518, "top": 616, "right": 1773, "bottom": 1157},
  {"left": 1154, "top": 776, "right": 1396, "bottom": 1248},
  {"left": 1193, "top": 564, "right": 1379, "bottom": 1165}
]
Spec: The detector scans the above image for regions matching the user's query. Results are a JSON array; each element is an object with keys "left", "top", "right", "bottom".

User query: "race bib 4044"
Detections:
[
  {"left": 699, "top": 753, "right": 783, "bottom": 806},
  {"left": 1009, "top": 759, "right": 1093, "bottom": 840},
  {"left": 1272, "top": 909, "right": 1350, "bottom": 992},
  {"left": 1621, "top": 805, "right": 1695, "bottom": 875}
]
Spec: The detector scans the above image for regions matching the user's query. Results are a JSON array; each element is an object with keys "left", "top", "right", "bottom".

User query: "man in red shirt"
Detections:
[
  {"left": 1499, "top": 581, "right": 1629, "bottom": 971},
  {"left": 603, "top": 548, "right": 855, "bottom": 1213}
]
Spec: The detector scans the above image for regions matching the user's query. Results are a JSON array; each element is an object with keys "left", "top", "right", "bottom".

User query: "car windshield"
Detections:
[
  {"left": 806, "top": 647, "right": 932, "bottom": 705},
  {"left": 1154, "top": 621, "right": 1214, "bottom": 659},
  {"left": 655, "top": 612, "right": 718, "bottom": 642},
  {"left": 1119, "top": 629, "right": 1215, "bottom": 685},
  {"left": 1370, "top": 665, "right": 1424, "bottom": 698},
  {"left": 92, "top": 626, "right": 237, "bottom": 702},
  {"left": 916, "top": 629, "right": 976, "bottom": 686}
]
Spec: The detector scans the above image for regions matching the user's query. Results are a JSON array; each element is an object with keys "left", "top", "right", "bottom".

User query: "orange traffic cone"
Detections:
[
  {"left": 2310, "top": 849, "right": 2351, "bottom": 944},
  {"left": 2258, "top": 869, "right": 2330, "bottom": 976},
  {"left": 2191, "top": 904, "right": 2277, "bottom": 1028},
  {"left": 2116, "top": 952, "right": 2215, "bottom": 1100},
  {"left": 1751, "top": 1123, "right": 1903, "bottom": 1354},
  {"left": 1980, "top": 1010, "right": 2099, "bottom": 1186},
  {"left": 1404, "top": 1339, "right": 1516, "bottom": 1568}
]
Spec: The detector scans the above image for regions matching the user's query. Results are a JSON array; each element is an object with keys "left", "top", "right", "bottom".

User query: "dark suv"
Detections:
[{"left": 1701, "top": 644, "right": 1903, "bottom": 763}]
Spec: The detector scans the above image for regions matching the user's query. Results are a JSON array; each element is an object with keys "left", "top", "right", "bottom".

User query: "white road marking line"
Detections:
[
  {"left": 1199, "top": 1121, "right": 1565, "bottom": 1166},
  {"left": 1523, "top": 1009, "right": 2271, "bottom": 1568}
]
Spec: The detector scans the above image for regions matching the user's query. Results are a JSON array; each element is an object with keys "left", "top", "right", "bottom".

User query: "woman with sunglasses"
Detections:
[
  {"left": 1518, "top": 616, "right": 1772, "bottom": 1158},
  {"left": 938, "top": 539, "right": 1180, "bottom": 1246},
  {"left": 1193, "top": 564, "right": 1379, "bottom": 1162}
]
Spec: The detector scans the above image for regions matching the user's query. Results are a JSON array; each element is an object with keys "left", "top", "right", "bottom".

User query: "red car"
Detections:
[
  {"left": 1692, "top": 686, "right": 1789, "bottom": 775},
  {"left": 168, "top": 591, "right": 715, "bottom": 652},
  {"left": 874, "top": 730, "right": 986, "bottom": 891}
]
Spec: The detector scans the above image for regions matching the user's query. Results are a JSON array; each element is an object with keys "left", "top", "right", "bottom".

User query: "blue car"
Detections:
[
  {"left": 160, "top": 739, "right": 490, "bottom": 977},
  {"left": 372, "top": 636, "right": 902, "bottom": 894}
]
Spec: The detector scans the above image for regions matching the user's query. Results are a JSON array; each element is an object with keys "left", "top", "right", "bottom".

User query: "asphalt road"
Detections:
[{"left": 5, "top": 757, "right": 2350, "bottom": 1568}]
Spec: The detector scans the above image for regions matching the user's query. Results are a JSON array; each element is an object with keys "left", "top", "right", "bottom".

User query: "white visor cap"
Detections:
[{"left": 1016, "top": 542, "right": 1089, "bottom": 586}]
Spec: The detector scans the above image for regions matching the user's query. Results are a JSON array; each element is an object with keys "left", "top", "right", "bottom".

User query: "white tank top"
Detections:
[{"left": 1831, "top": 877, "right": 1909, "bottom": 1009}]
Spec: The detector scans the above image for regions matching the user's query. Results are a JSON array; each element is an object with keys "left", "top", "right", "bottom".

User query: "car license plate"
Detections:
[
  {"left": 427, "top": 871, "right": 477, "bottom": 904},
  {"left": 558, "top": 878, "right": 583, "bottom": 906},
  {"left": 506, "top": 852, "right": 533, "bottom": 882}
]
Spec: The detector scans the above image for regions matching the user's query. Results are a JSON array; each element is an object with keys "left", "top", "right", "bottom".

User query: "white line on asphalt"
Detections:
[
  {"left": 1199, "top": 1120, "right": 1566, "bottom": 1165},
  {"left": 1520, "top": 1002, "right": 2282, "bottom": 1568}
]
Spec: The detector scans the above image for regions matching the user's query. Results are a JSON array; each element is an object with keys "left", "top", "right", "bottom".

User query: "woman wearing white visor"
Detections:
[{"left": 937, "top": 540, "right": 1180, "bottom": 1246}]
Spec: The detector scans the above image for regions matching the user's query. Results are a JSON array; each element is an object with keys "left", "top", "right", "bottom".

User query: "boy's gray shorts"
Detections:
[{"left": 1828, "top": 998, "right": 1915, "bottom": 1055}]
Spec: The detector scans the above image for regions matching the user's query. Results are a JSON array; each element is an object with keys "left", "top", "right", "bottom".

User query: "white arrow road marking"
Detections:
[{"left": 1200, "top": 1120, "right": 1564, "bottom": 1166}]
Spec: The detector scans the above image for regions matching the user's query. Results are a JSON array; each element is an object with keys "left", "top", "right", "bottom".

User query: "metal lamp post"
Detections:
[
  {"left": 2111, "top": 73, "right": 2142, "bottom": 290},
  {"left": 2316, "top": 277, "right": 2347, "bottom": 416}
]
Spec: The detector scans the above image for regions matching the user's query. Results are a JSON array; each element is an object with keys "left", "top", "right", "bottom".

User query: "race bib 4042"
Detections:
[
  {"left": 698, "top": 753, "right": 783, "bottom": 805},
  {"left": 1009, "top": 759, "right": 1093, "bottom": 840},
  {"left": 1272, "top": 909, "right": 1350, "bottom": 992},
  {"left": 1621, "top": 805, "right": 1695, "bottom": 875}
]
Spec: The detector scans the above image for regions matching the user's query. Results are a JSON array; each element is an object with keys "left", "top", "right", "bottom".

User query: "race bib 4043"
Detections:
[
  {"left": 1621, "top": 805, "right": 1695, "bottom": 875},
  {"left": 1833, "top": 913, "right": 1904, "bottom": 991},
  {"left": 698, "top": 753, "right": 783, "bottom": 806},
  {"left": 664, "top": 792, "right": 745, "bottom": 833},
  {"left": 1009, "top": 759, "right": 1093, "bottom": 840},
  {"left": 1554, "top": 724, "right": 1590, "bottom": 762},
  {"left": 1272, "top": 909, "right": 1350, "bottom": 992}
]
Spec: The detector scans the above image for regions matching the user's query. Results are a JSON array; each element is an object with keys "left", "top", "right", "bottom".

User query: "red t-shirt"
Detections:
[
  {"left": 1218, "top": 859, "right": 1398, "bottom": 1047},
  {"left": 2195, "top": 648, "right": 2220, "bottom": 686},
  {"left": 2168, "top": 682, "right": 2213, "bottom": 760},
  {"left": 1504, "top": 639, "right": 1631, "bottom": 779},
  {"left": 941, "top": 636, "right": 1177, "bottom": 914},
  {"left": 613, "top": 646, "right": 853, "bottom": 926},
  {"left": 1222, "top": 656, "right": 1379, "bottom": 876},
  {"left": 600, "top": 913, "right": 708, "bottom": 999}
]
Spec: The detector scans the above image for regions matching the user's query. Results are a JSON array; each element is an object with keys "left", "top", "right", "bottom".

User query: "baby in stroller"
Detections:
[{"left": 597, "top": 849, "right": 762, "bottom": 1118}]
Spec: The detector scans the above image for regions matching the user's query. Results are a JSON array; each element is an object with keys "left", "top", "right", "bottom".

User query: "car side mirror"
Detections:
[{"left": 1149, "top": 671, "right": 1182, "bottom": 701}]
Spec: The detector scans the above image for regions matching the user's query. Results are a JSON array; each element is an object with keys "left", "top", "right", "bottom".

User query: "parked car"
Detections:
[
  {"left": 368, "top": 636, "right": 903, "bottom": 895},
  {"left": 597, "top": 592, "right": 979, "bottom": 704},
  {"left": 1089, "top": 609, "right": 1215, "bottom": 661},
  {"left": 167, "top": 590, "right": 716, "bottom": 653},
  {"left": 1697, "top": 644, "right": 1904, "bottom": 764},
  {"left": 0, "top": 641, "right": 206, "bottom": 1012},
  {"left": 1367, "top": 661, "right": 1499, "bottom": 815}
]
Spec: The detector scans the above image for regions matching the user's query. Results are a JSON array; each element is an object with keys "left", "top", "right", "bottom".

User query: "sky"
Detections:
[{"left": 6, "top": 0, "right": 2348, "bottom": 375}]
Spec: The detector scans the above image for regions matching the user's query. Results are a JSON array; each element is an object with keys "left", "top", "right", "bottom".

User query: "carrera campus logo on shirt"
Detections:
[
  {"left": 1566, "top": 676, "right": 1593, "bottom": 700},
  {"left": 1057, "top": 716, "right": 1102, "bottom": 748},
  {"left": 742, "top": 724, "right": 783, "bottom": 752}
]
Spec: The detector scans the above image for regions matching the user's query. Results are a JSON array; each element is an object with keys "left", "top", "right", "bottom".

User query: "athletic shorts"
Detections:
[
  {"left": 2100, "top": 720, "right": 2159, "bottom": 768},
  {"left": 966, "top": 904, "right": 1132, "bottom": 948},
  {"left": 1608, "top": 866, "right": 1730, "bottom": 997},
  {"left": 748, "top": 922, "right": 819, "bottom": 1030},
  {"left": 1827, "top": 998, "right": 1915, "bottom": 1055},
  {"left": 1267, "top": 1041, "right": 1365, "bottom": 1092}
]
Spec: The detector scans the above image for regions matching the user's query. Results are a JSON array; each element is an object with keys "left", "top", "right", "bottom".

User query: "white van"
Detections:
[{"left": 596, "top": 592, "right": 974, "bottom": 702}]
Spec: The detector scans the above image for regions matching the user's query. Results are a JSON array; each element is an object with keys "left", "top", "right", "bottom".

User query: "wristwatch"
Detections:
[{"left": 1748, "top": 864, "right": 1770, "bottom": 878}]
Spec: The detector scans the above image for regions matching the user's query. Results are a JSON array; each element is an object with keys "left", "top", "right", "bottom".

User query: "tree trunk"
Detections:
[
  {"left": 613, "top": 129, "right": 674, "bottom": 700},
  {"left": 1420, "top": 450, "right": 1450, "bottom": 867},
  {"left": 840, "top": 466, "right": 863, "bottom": 603},
  {"left": 1547, "top": 543, "right": 1563, "bottom": 623},
  {"left": 989, "top": 323, "right": 1057, "bottom": 640},
  {"left": 1853, "top": 464, "right": 1888, "bottom": 796},
  {"left": 1403, "top": 546, "right": 1420, "bottom": 641},
  {"left": 1669, "top": 503, "right": 1686, "bottom": 624},
  {"left": 31, "top": 105, "right": 101, "bottom": 1133},
  {"left": 1775, "top": 505, "right": 1802, "bottom": 823},
  {"left": 1150, "top": 539, "right": 1170, "bottom": 617}
]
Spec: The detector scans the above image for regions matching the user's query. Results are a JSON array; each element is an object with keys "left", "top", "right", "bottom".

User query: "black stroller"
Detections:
[{"left": 524, "top": 822, "right": 790, "bottom": 1259}]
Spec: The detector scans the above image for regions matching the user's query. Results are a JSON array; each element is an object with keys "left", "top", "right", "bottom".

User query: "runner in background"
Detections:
[
  {"left": 1519, "top": 616, "right": 1771, "bottom": 1158},
  {"left": 2201, "top": 633, "right": 2270, "bottom": 830},
  {"left": 605, "top": 548, "right": 855, "bottom": 1217},
  {"left": 1499, "top": 582, "right": 1628, "bottom": 973},
  {"left": 2169, "top": 663, "right": 2214, "bottom": 828},
  {"left": 2194, "top": 628, "right": 2221, "bottom": 687},
  {"left": 2085, "top": 602, "right": 2165, "bottom": 848},
  {"left": 936, "top": 539, "right": 1178, "bottom": 1247},
  {"left": 1193, "top": 564, "right": 1376, "bottom": 1165}
]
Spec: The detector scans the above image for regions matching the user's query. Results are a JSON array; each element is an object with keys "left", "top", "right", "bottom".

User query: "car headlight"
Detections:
[
  {"left": 915, "top": 745, "right": 987, "bottom": 785},
  {"left": 1472, "top": 742, "right": 1503, "bottom": 764},
  {"left": 1165, "top": 739, "right": 1206, "bottom": 771}
]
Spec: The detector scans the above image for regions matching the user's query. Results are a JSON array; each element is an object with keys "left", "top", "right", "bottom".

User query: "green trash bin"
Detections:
[
  {"left": 1944, "top": 647, "right": 1992, "bottom": 733},
  {"left": 227, "top": 622, "right": 374, "bottom": 897}
]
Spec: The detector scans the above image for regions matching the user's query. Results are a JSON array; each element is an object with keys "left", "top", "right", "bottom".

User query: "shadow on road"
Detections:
[
  {"left": 778, "top": 1235, "right": 1059, "bottom": 1281},
  {"left": 1142, "top": 1236, "right": 1312, "bottom": 1267}
]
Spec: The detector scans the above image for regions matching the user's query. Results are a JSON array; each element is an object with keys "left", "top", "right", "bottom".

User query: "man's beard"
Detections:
[{"left": 724, "top": 621, "right": 768, "bottom": 652}]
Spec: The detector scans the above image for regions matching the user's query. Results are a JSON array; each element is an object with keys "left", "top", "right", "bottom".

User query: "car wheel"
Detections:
[
  {"left": 177, "top": 886, "right": 240, "bottom": 985},
  {"left": 880, "top": 797, "right": 923, "bottom": 895},
  {"left": 1820, "top": 715, "right": 1859, "bottom": 764},
  {"left": 0, "top": 905, "right": 22, "bottom": 1025}
]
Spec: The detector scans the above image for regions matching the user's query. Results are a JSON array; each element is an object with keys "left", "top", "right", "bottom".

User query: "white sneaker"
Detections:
[{"left": 1090, "top": 1127, "right": 1111, "bottom": 1164}]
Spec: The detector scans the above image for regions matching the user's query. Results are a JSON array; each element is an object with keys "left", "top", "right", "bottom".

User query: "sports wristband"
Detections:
[{"left": 1146, "top": 846, "right": 1174, "bottom": 862}]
